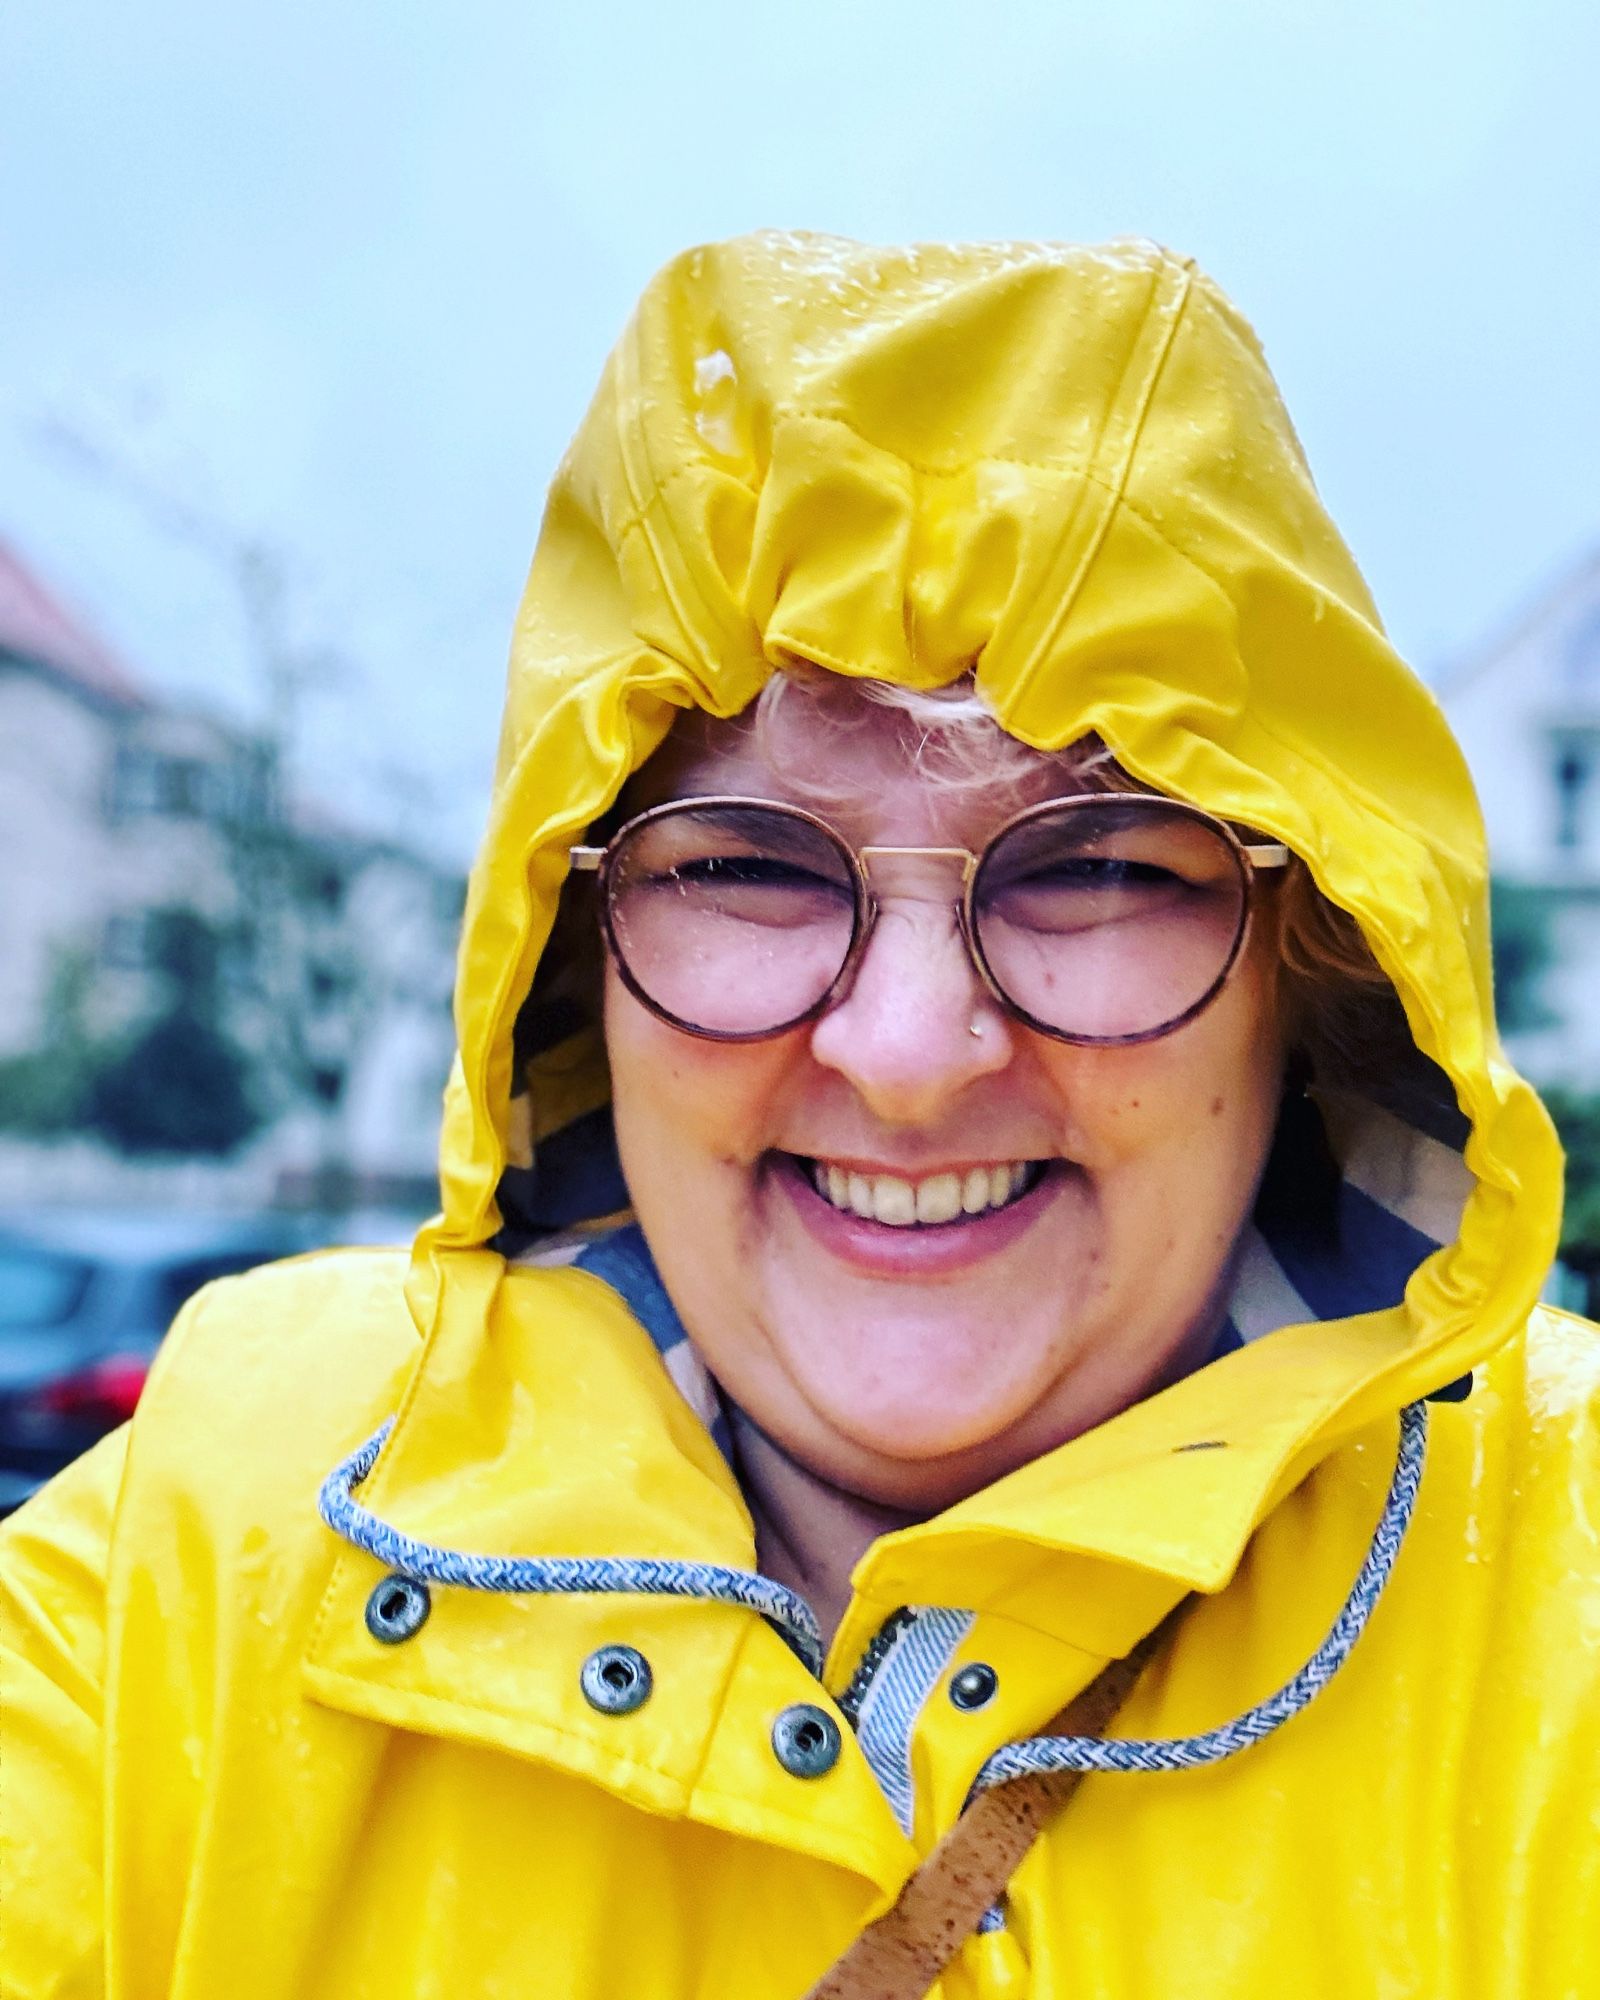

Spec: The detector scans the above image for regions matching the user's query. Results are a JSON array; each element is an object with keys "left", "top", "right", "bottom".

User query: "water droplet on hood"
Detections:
[
  {"left": 692, "top": 349, "right": 743, "bottom": 456},
  {"left": 693, "top": 349, "right": 736, "bottom": 396}
]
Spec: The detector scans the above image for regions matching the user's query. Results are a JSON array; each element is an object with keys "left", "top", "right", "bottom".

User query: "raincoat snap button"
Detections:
[
  {"left": 771, "top": 1703, "right": 842, "bottom": 1778},
  {"left": 580, "top": 1645, "right": 653, "bottom": 1715},
  {"left": 949, "top": 1662, "right": 999, "bottom": 1711},
  {"left": 364, "top": 1573, "right": 430, "bottom": 1644}
]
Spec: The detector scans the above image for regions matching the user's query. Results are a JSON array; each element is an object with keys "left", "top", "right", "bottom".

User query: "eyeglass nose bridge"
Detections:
[
  {"left": 855, "top": 843, "right": 981, "bottom": 889},
  {"left": 826, "top": 844, "right": 991, "bottom": 1017}
]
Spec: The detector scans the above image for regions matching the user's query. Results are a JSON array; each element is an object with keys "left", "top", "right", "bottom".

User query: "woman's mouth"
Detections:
[
  {"left": 767, "top": 1151, "right": 1061, "bottom": 1277},
  {"left": 804, "top": 1157, "right": 1046, "bottom": 1226}
]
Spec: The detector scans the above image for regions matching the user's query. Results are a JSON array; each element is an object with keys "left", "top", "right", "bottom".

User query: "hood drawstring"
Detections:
[
  {"left": 318, "top": 1420, "right": 827, "bottom": 1674},
  {"left": 319, "top": 1399, "right": 1427, "bottom": 1793},
  {"left": 970, "top": 1398, "right": 1427, "bottom": 1795}
]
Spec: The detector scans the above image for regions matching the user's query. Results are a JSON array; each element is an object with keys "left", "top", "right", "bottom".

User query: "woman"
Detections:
[{"left": 4, "top": 234, "right": 1597, "bottom": 1999}]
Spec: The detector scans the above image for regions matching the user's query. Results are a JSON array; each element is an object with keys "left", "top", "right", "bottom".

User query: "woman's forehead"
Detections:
[{"left": 631, "top": 696, "right": 1096, "bottom": 839}]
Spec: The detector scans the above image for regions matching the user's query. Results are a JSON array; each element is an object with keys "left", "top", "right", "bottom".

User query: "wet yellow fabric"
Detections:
[{"left": 4, "top": 234, "right": 1599, "bottom": 1999}]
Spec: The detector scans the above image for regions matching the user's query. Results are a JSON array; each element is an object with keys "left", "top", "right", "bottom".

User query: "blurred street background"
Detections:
[{"left": 2, "top": 1, "right": 1598, "bottom": 1499}]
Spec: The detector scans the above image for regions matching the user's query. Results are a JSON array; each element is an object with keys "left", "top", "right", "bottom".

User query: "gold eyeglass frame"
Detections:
[{"left": 568, "top": 791, "right": 1290, "bottom": 1047}]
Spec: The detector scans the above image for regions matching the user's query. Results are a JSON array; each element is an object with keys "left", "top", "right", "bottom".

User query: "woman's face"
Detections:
[{"left": 604, "top": 698, "right": 1287, "bottom": 1511}]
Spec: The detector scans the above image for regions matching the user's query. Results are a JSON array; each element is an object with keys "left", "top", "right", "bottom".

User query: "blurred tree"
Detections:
[
  {"left": 1541, "top": 1087, "right": 1600, "bottom": 1316},
  {"left": 38, "top": 417, "right": 369, "bottom": 1179},
  {"left": 86, "top": 908, "right": 260, "bottom": 1156},
  {"left": 0, "top": 949, "right": 100, "bottom": 1136},
  {"left": 89, "top": 1013, "right": 258, "bottom": 1157},
  {"left": 1490, "top": 879, "right": 1556, "bottom": 1033},
  {"left": 0, "top": 917, "right": 260, "bottom": 1156}
]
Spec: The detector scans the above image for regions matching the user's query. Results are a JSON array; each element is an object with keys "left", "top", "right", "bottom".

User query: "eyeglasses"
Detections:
[{"left": 568, "top": 793, "right": 1289, "bottom": 1046}]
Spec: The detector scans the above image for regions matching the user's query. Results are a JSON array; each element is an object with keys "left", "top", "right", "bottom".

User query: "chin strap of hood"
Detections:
[{"left": 318, "top": 1398, "right": 1427, "bottom": 1802}]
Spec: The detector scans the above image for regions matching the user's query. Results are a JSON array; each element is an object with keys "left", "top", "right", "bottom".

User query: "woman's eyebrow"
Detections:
[{"left": 670, "top": 800, "right": 839, "bottom": 857}]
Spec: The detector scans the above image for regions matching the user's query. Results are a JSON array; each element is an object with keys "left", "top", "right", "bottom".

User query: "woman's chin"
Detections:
[{"left": 767, "top": 1330, "right": 1072, "bottom": 1487}]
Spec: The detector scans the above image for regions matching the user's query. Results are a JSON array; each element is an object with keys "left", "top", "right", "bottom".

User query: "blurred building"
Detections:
[
  {"left": 1440, "top": 545, "right": 1600, "bottom": 1086},
  {"left": 0, "top": 540, "right": 463, "bottom": 1210}
]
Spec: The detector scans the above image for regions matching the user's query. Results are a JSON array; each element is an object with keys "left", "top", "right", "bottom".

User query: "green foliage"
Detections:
[
  {"left": 0, "top": 1046, "right": 87, "bottom": 1134},
  {"left": 1490, "top": 880, "right": 1556, "bottom": 1033},
  {"left": 0, "top": 949, "right": 99, "bottom": 1136},
  {"left": 146, "top": 906, "right": 223, "bottom": 994},
  {"left": 0, "top": 912, "right": 261, "bottom": 1158},
  {"left": 87, "top": 1010, "right": 259, "bottom": 1156},
  {"left": 1541, "top": 1089, "right": 1600, "bottom": 1282}
]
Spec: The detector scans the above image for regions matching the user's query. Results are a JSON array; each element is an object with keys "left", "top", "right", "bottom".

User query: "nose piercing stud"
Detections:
[{"left": 968, "top": 1021, "right": 984, "bottom": 1038}]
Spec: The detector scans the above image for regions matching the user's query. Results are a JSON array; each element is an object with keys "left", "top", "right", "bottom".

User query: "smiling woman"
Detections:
[{"left": 3, "top": 234, "right": 1598, "bottom": 2000}]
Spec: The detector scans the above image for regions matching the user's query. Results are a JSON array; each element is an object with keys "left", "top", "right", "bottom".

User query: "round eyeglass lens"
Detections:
[
  {"left": 604, "top": 803, "right": 859, "bottom": 1036},
  {"left": 971, "top": 799, "right": 1249, "bottom": 1041}
]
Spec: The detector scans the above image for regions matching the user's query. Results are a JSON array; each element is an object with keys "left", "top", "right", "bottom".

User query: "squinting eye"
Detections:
[
  {"left": 669, "top": 855, "right": 838, "bottom": 888},
  {"left": 1017, "top": 858, "right": 1171, "bottom": 886},
  {"left": 991, "top": 856, "right": 1187, "bottom": 896}
]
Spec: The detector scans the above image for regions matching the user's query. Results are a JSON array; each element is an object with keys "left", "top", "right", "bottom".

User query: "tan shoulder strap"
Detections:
[{"left": 803, "top": 1610, "right": 1182, "bottom": 2000}]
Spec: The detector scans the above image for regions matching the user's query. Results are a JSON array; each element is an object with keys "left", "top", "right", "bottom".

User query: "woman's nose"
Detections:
[{"left": 807, "top": 895, "right": 1015, "bottom": 1122}]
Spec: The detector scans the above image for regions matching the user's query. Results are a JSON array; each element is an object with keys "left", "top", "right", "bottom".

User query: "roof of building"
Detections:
[
  {"left": 0, "top": 540, "right": 145, "bottom": 708},
  {"left": 1436, "top": 542, "right": 1600, "bottom": 701}
]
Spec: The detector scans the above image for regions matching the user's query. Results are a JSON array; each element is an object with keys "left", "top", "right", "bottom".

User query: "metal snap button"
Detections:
[
  {"left": 580, "top": 1644, "right": 653, "bottom": 1715},
  {"left": 364, "top": 1572, "right": 431, "bottom": 1645},
  {"left": 949, "top": 1662, "right": 999, "bottom": 1711},
  {"left": 771, "top": 1703, "right": 842, "bottom": 1778}
]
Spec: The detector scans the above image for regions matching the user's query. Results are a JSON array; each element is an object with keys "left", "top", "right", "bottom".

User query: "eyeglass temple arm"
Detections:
[
  {"left": 1244, "top": 843, "right": 1290, "bottom": 869},
  {"left": 568, "top": 848, "right": 606, "bottom": 871}
]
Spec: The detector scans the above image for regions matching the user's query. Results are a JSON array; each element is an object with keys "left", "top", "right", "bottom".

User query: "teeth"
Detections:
[
  {"left": 873, "top": 1179, "right": 917, "bottom": 1226},
  {"left": 810, "top": 1159, "right": 1037, "bottom": 1227},
  {"left": 914, "top": 1174, "right": 962, "bottom": 1225}
]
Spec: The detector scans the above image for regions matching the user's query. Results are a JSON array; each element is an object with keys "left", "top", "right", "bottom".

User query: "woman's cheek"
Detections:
[{"left": 607, "top": 974, "right": 782, "bottom": 1166}]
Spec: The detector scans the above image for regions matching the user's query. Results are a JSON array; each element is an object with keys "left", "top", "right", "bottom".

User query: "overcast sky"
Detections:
[{"left": 4, "top": 1, "right": 1597, "bottom": 859}]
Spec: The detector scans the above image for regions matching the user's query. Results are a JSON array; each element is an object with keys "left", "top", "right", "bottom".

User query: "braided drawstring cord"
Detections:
[
  {"left": 970, "top": 1398, "right": 1429, "bottom": 1795},
  {"left": 323, "top": 1399, "right": 1426, "bottom": 1755},
  {"left": 318, "top": 1419, "right": 827, "bottom": 1674}
]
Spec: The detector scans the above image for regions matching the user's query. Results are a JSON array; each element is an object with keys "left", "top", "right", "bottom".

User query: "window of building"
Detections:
[
  {"left": 101, "top": 910, "right": 152, "bottom": 970},
  {"left": 160, "top": 757, "right": 209, "bottom": 816},
  {"left": 1553, "top": 735, "right": 1595, "bottom": 854},
  {"left": 109, "top": 745, "right": 236, "bottom": 821},
  {"left": 310, "top": 1063, "right": 345, "bottom": 1105},
  {"left": 108, "top": 748, "right": 162, "bottom": 819},
  {"left": 311, "top": 866, "right": 345, "bottom": 911},
  {"left": 218, "top": 924, "right": 257, "bottom": 997}
]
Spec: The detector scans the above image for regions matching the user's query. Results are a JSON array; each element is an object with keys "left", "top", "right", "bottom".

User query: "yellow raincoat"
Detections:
[{"left": 4, "top": 235, "right": 1599, "bottom": 2000}]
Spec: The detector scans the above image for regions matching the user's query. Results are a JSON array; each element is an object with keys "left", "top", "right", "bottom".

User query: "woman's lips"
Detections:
[{"left": 768, "top": 1150, "right": 1064, "bottom": 1278}]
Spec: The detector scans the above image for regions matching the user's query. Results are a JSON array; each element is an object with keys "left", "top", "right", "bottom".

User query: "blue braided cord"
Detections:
[
  {"left": 972, "top": 1399, "right": 1429, "bottom": 1791},
  {"left": 318, "top": 1419, "right": 826, "bottom": 1676}
]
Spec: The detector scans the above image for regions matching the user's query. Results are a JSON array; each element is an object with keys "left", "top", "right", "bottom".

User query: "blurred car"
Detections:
[{"left": 0, "top": 1212, "right": 315, "bottom": 1514}]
